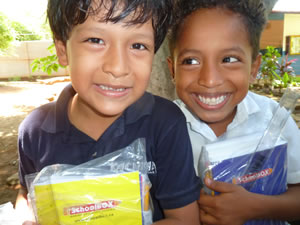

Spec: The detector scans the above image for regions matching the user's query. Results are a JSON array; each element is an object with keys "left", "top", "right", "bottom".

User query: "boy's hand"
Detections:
[{"left": 198, "top": 178, "right": 255, "bottom": 225}]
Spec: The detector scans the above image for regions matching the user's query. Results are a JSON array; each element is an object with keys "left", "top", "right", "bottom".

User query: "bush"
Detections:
[
  {"left": 0, "top": 12, "right": 14, "bottom": 52},
  {"left": 31, "top": 44, "right": 65, "bottom": 75},
  {"left": 0, "top": 12, "right": 44, "bottom": 53},
  {"left": 259, "top": 46, "right": 298, "bottom": 91},
  {"left": 11, "top": 21, "right": 42, "bottom": 41}
]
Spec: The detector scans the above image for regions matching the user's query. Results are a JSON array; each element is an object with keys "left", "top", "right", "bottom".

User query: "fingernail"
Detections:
[{"left": 206, "top": 177, "right": 212, "bottom": 186}]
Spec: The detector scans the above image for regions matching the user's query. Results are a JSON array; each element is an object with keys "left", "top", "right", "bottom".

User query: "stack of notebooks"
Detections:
[
  {"left": 198, "top": 133, "right": 288, "bottom": 225},
  {"left": 27, "top": 138, "right": 152, "bottom": 225},
  {"left": 33, "top": 171, "right": 146, "bottom": 225}
]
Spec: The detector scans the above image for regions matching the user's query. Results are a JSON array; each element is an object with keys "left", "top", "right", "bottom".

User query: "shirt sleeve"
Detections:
[
  {"left": 17, "top": 115, "right": 38, "bottom": 189},
  {"left": 152, "top": 110, "right": 201, "bottom": 209}
]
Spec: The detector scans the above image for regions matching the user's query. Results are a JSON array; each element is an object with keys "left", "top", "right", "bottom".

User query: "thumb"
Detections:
[{"left": 205, "top": 177, "right": 236, "bottom": 193}]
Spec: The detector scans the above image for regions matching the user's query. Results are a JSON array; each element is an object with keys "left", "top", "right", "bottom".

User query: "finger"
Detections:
[
  {"left": 198, "top": 192, "right": 214, "bottom": 206},
  {"left": 200, "top": 209, "right": 219, "bottom": 225},
  {"left": 199, "top": 204, "right": 216, "bottom": 216},
  {"left": 205, "top": 177, "right": 238, "bottom": 193}
]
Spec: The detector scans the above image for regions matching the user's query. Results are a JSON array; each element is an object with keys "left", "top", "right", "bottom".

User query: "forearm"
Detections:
[
  {"left": 153, "top": 201, "right": 200, "bottom": 225},
  {"left": 15, "top": 186, "right": 28, "bottom": 210},
  {"left": 152, "top": 218, "right": 186, "bottom": 225},
  {"left": 249, "top": 184, "right": 300, "bottom": 221},
  {"left": 15, "top": 186, "right": 37, "bottom": 224}
]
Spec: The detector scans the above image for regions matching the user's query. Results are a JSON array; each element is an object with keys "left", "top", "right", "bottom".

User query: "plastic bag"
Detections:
[
  {"left": 198, "top": 88, "right": 300, "bottom": 225},
  {"left": 26, "top": 138, "right": 153, "bottom": 225}
]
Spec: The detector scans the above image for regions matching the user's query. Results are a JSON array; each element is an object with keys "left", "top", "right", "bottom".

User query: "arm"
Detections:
[
  {"left": 15, "top": 186, "right": 38, "bottom": 225},
  {"left": 198, "top": 178, "right": 300, "bottom": 225},
  {"left": 153, "top": 201, "right": 201, "bottom": 225}
]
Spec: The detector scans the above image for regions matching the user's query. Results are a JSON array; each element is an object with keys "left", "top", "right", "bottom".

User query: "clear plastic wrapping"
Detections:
[
  {"left": 26, "top": 138, "right": 153, "bottom": 225},
  {"left": 198, "top": 88, "right": 300, "bottom": 225}
]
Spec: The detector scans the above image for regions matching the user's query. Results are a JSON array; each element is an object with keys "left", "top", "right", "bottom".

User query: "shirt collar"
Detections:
[
  {"left": 175, "top": 92, "right": 262, "bottom": 139},
  {"left": 174, "top": 99, "right": 216, "bottom": 140},
  {"left": 227, "top": 92, "right": 261, "bottom": 130}
]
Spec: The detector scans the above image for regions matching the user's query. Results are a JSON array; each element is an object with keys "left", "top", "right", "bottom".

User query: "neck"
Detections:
[
  {"left": 208, "top": 107, "right": 237, "bottom": 137},
  {"left": 68, "top": 94, "right": 121, "bottom": 140}
]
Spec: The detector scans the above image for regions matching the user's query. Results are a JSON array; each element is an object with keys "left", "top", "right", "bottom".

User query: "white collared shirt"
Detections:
[{"left": 175, "top": 91, "right": 300, "bottom": 184}]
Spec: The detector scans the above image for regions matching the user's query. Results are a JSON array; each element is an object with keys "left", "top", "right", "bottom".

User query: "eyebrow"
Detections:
[
  {"left": 221, "top": 46, "right": 247, "bottom": 56},
  {"left": 177, "top": 49, "right": 201, "bottom": 59},
  {"left": 75, "top": 26, "right": 154, "bottom": 41},
  {"left": 177, "top": 46, "right": 247, "bottom": 59}
]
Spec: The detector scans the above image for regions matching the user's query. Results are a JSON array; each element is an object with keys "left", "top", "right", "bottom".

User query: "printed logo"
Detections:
[
  {"left": 64, "top": 200, "right": 120, "bottom": 215},
  {"left": 147, "top": 161, "right": 157, "bottom": 174},
  {"left": 232, "top": 168, "right": 273, "bottom": 184}
]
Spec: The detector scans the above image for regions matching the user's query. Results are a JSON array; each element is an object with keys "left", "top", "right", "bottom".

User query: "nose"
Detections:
[
  {"left": 102, "top": 44, "right": 129, "bottom": 78},
  {"left": 198, "top": 60, "right": 223, "bottom": 88}
]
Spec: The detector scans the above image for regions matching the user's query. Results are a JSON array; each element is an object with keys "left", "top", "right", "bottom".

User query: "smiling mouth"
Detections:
[
  {"left": 197, "top": 94, "right": 228, "bottom": 106},
  {"left": 99, "top": 84, "right": 126, "bottom": 92}
]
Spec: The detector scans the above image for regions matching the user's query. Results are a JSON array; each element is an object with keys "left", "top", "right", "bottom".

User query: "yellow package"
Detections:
[{"left": 34, "top": 171, "right": 143, "bottom": 225}]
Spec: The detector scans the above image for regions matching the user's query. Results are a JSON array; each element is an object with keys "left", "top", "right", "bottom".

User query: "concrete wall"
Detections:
[
  {"left": 283, "top": 14, "right": 300, "bottom": 51},
  {"left": 0, "top": 41, "right": 68, "bottom": 79}
]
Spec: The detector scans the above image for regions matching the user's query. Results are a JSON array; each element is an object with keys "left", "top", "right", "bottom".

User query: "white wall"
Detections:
[
  {"left": 0, "top": 41, "right": 68, "bottom": 79},
  {"left": 283, "top": 14, "right": 300, "bottom": 51}
]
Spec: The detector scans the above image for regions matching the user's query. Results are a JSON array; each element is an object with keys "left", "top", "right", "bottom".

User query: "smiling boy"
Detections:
[
  {"left": 168, "top": 0, "right": 300, "bottom": 224},
  {"left": 15, "top": 0, "right": 201, "bottom": 224}
]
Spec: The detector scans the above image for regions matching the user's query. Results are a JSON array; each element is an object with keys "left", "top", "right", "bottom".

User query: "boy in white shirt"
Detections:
[{"left": 167, "top": 0, "right": 300, "bottom": 224}]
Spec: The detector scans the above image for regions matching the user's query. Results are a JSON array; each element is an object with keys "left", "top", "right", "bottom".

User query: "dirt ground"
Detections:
[
  {"left": 0, "top": 77, "right": 70, "bottom": 206},
  {"left": 0, "top": 78, "right": 299, "bottom": 208}
]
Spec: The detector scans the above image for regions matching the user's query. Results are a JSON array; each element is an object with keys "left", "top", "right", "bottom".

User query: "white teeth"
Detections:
[
  {"left": 198, "top": 95, "right": 226, "bottom": 106},
  {"left": 99, "top": 85, "right": 125, "bottom": 92}
]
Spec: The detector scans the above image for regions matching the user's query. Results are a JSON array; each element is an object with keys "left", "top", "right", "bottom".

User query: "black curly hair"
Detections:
[
  {"left": 47, "top": 0, "right": 173, "bottom": 53},
  {"left": 169, "top": 0, "right": 267, "bottom": 60}
]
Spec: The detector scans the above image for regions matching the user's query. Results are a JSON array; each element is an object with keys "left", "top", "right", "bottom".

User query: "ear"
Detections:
[
  {"left": 249, "top": 53, "right": 261, "bottom": 84},
  {"left": 55, "top": 40, "right": 69, "bottom": 66},
  {"left": 167, "top": 56, "right": 175, "bottom": 83}
]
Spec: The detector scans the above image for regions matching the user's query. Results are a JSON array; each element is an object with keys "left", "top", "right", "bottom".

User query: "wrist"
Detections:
[{"left": 246, "top": 192, "right": 273, "bottom": 220}]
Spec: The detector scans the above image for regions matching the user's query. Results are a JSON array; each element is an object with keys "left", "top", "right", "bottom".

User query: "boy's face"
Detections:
[
  {"left": 56, "top": 13, "right": 155, "bottom": 118},
  {"left": 168, "top": 8, "right": 260, "bottom": 135}
]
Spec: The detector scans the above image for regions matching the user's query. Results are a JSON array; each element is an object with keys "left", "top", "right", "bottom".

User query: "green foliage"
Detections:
[
  {"left": 31, "top": 44, "right": 65, "bottom": 75},
  {"left": 11, "top": 21, "right": 42, "bottom": 41},
  {"left": 8, "top": 76, "right": 21, "bottom": 81},
  {"left": 0, "top": 12, "right": 44, "bottom": 53},
  {"left": 260, "top": 46, "right": 281, "bottom": 82},
  {"left": 0, "top": 12, "right": 14, "bottom": 52},
  {"left": 260, "top": 46, "right": 298, "bottom": 89}
]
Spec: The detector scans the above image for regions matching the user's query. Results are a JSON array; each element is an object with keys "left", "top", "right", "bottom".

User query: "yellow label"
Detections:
[{"left": 35, "top": 171, "right": 143, "bottom": 225}]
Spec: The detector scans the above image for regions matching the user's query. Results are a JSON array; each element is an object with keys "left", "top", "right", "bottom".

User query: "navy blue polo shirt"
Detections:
[{"left": 18, "top": 84, "right": 200, "bottom": 221}]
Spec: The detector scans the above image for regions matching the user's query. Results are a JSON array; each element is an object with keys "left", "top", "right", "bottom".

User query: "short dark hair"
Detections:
[
  {"left": 169, "top": 0, "right": 267, "bottom": 59},
  {"left": 47, "top": 0, "right": 173, "bottom": 52}
]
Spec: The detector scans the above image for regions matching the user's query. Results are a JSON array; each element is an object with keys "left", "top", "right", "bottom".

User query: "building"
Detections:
[{"left": 260, "top": 3, "right": 300, "bottom": 75}]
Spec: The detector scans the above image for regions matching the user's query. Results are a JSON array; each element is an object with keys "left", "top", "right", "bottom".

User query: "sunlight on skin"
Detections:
[{"left": 15, "top": 196, "right": 36, "bottom": 223}]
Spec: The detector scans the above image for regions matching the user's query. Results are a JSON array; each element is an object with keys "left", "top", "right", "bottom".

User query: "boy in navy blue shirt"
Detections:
[{"left": 15, "top": 0, "right": 200, "bottom": 224}]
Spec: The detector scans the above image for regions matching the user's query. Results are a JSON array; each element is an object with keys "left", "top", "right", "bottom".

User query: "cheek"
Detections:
[
  {"left": 175, "top": 72, "right": 195, "bottom": 90},
  {"left": 133, "top": 57, "right": 153, "bottom": 81}
]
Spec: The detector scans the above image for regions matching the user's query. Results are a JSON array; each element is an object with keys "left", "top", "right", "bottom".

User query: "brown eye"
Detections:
[
  {"left": 223, "top": 56, "right": 239, "bottom": 63},
  {"left": 182, "top": 58, "right": 199, "bottom": 65},
  {"left": 132, "top": 43, "right": 146, "bottom": 50},
  {"left": 87, "top": 38, "right": 104, "bottom": 44}
]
